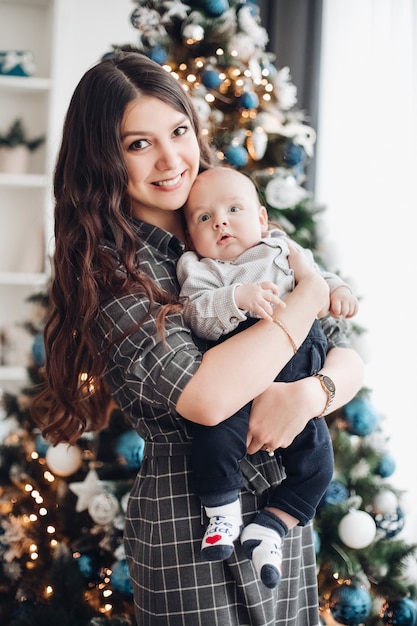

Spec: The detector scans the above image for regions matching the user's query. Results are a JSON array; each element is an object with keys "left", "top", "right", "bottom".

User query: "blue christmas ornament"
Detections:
[
  {"left": 201, "top": 68, "right": 222, "bottom": 89},
  {"left": 77, "top": 554, "right": 94, "bottom": 579},
  {"left": 374, "top": 507, "right": 405, "bottom": 539},
  {"left": 203, "top": 0, "right": 229, "bottom": 17},
  {"left": 237, "top": 91, "right": 259, "bottom": 110},
  {"left": 376, "top": 453, "right": 396, "bottom": 478},
  {"left": 382, "top": 597, "right": 417, "bottom": 626},
  {"left": 35, "top": 433, "right": 50, "bottom": 457},
  {"left": 323, "top": 480, "right": 350, "bottom": 506},
  {"left": 342, "top": 397, "right": 379, "bottom": 436},
  {"left": 111, "top": 559, "right": 134, "bottom": 598},
  {"left": 224, "top": 144, "right": 248, "bottom": 167},
  {"left": 115, "top": 430, "right": 145, "bottom": 470},
  {"left": 146, "top": 45, "right": 168, "bottom": 65},
  {"left": 283, "top": 142, "right": 306, "bottom": 167},
  {"left": 329, "top": 583, "right": 372, "bottom": 625}
]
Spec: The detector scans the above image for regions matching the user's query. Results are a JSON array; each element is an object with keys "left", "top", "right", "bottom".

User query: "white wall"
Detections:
[
  {"left": 49, "top": 0, "right": 138, "bottom": 163},
  {"left": 316, "top": 0, "right": 417, "bottom": 541}
]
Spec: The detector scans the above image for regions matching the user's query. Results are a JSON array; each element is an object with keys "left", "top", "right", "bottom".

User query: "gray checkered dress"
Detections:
[{"left": 98, "top": 220, "right": 348, "bottom": 625}]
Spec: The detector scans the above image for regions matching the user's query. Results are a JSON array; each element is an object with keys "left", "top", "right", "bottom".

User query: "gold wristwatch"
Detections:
[{"left": 314, "top": 374, "right": 335, "bottom": 418}]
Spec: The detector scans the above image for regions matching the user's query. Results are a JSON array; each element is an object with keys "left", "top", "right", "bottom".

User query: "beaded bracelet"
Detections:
[{"left": 272, "top": 318, "right": 298, "bottom": 355}]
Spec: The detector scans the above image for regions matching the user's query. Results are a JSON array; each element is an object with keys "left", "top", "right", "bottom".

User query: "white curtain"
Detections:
[{"left": 316, "top": 0, "right": 417, "bottom": 541}]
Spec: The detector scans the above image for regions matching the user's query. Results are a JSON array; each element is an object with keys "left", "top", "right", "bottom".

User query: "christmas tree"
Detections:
[
  {"left": 114, "top": 1, "right": 417, "bottom": 623},
  {"left": 1, "top": 2, "right": 416, "bottom": 625}
]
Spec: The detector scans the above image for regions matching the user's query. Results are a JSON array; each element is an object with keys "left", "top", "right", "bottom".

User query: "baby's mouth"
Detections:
[{"left": 218, "top": 233, "right": 233, "bottom": 244}]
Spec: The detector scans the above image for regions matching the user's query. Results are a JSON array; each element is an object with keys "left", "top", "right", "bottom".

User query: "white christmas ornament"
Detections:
[
  {"left": 45, "top": 443, "right": 83, "bottom": 477},
  {"left": 373, "top": 490, "right": 398, "bottom": 516},
  {"left": 120, "top": 491, "right": 130, "bottom": 513},
  {"left": 338, "top": 509, "right": 377, "bottom": 549},
  {"left": 227, "top": 33, "right": 255, "bottom": 62},
  {"left": 69, "top": 469, "right": 105, "bottom": 512},
  {"left": 246, "top": 127, "right": 267, "bottom": 160},
  {"left": 88, "top": 492, "right": 120, "bottom": 526},
  {"left": 265, "top": 174, "right": 309, "bottom": 209},
  {"left": 401, "top": 554, "right": 417, "bottom": 586},
  {"left": 182, "top": 23, "right": 204, "bottom": 44},
  {"left": 256, "top": 111, "right": 283, "bottom": 134}
]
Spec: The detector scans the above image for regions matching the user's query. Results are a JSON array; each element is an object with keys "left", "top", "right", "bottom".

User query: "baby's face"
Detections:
[{"left": 184, "top": 168, "right": 268, "bottom": 260}]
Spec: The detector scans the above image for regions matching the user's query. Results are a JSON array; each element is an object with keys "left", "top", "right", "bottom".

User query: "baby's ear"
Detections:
[{"left": 259, "top": 205, "right": 269, "bottom": 234}]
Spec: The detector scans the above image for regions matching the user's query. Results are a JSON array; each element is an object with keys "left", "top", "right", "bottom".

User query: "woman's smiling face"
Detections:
[{"left": 121, "top": 96, "right": 201, "bottom": 228}]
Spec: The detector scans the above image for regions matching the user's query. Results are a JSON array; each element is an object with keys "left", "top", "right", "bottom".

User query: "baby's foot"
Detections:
[
  {"left": 201, "top": 499, "right": 242, "bottom": 561},
  {"left": 201, "top": 514, "right": 242, "bottom": 561},
  {"left": 241, "top": 523, "right": 283, "bottom": 588}
]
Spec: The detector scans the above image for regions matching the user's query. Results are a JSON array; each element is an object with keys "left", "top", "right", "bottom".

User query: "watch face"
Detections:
[{"left": 323, "top": 375, "right": 336, "bottom": 394}]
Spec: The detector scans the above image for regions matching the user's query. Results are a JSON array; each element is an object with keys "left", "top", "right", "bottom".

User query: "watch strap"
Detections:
[{"left": 313, "top": 373, "right": 335, "bottom": 419}]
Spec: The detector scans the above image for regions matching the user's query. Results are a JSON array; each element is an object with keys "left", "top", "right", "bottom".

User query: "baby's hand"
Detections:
[
  {"left": 329, "top": 286, "right": 359, "bottom": 319},
  {"left": 234, "top": 282, "right": 286, "bottom": 321}
]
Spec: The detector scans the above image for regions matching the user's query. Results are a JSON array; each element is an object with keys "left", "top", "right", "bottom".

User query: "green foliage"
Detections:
[{"left": 0, "top": 118, "right": 45, "bottom": 151}]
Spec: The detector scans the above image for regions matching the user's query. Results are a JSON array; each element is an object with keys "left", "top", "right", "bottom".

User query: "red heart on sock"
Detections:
[{"left": 205, "top": 535, "right": 222, "bottom": 545}]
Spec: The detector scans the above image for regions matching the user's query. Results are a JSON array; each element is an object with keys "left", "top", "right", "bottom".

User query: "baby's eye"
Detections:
[
  {"left": 229, "top": 205, "right": 241, "bottom": 213},
  {"left": 199, "top": 213, "right": 211, "bottom": 223},
  {"left": 128, "top": 138, "right": 150, "bottom": 151}
]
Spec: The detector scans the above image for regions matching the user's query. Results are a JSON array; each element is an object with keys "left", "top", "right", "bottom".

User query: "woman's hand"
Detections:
[
  {"left": 287, "top": 242, "right": 316, "bottom": 284},
  {"left": 247, "top": 379, "right": 316, "bottom": 454},
  {"left": 246, "top": 346, "right": 365, "bottom": 455},
  {"left": 286, "top": 243, "right": 329, "bottom": 317}
]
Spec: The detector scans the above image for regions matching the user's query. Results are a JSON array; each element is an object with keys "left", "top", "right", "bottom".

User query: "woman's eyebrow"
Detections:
[{"left": 121, "top": 115, "right": 190, "bottom": 140}]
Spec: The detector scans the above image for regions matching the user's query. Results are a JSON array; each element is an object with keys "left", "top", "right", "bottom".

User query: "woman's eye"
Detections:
[
  {"left": 129, "top": 138, "right": 149, "bottom": 151},
  {"left": 174, "top": 125, "right": 188, "bottom": 137}
]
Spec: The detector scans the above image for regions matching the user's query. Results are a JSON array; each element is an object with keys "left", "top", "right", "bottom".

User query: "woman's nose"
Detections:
[{"left": 156, "top": 142, "right": 180, "bottom": 170}]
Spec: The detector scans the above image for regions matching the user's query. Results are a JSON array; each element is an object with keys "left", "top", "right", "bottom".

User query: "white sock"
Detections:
[
  {"left": 241, "top": 523, "right": 283, "bottom": 589},
  {"left": 201, "top": 499, "right": 243, "bottom": 561}
]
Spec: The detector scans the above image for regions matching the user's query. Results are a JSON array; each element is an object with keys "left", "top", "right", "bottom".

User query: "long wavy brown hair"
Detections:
[{"left": 31, "top": 52, "right": 213, "bottom": 445}]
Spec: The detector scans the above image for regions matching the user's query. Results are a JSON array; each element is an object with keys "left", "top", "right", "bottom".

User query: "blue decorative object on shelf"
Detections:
[
  {"left": 0, "top": 51, "right": 35, "bottom": 77},
  {"left": 32, "top": 332, "right": 46, "bottom": 367}
]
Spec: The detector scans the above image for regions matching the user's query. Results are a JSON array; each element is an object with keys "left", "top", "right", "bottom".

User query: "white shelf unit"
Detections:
[{"left": 0, "top": 0, "right": 54, "bottom": 386}]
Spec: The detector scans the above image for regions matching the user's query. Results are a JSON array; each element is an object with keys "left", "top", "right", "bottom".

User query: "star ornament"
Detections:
[
  {"left": 162, "top": 1, "right": 191, "bottom": 22},
  {"left": 69, "top": 469, "right": 105, "bottom": 512}
]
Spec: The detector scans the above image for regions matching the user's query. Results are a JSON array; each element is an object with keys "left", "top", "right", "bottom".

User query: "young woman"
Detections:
[{"left": 33, "top": 52, "right": 364, "bottom": 626}]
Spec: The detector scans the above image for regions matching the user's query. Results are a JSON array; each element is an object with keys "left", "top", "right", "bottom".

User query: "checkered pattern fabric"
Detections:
[{"left": 97, "top": 219, "right": 348, "bottom": 625}]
